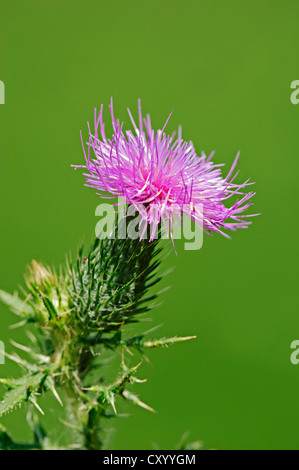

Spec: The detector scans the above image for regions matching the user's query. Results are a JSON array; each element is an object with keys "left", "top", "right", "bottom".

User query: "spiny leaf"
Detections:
[
  {"left": 123, "top": 335, "right": 197, "bottom": 349},
  {"left": 4, "top": 351, "right": 39, "bottom": 372},
  {"left": 0, "top": 290, "right": 34, "bottom": 318},
  {"left": 10, "top": 340, "right": 50, "bottom": 364},
  {"left": 86, "top": 362, "right": 143, "bottom": 414},
  {"left": 111, "top": 361, "right": 142, "bottom": 393},
  {"left": 0, "top": 371, "right": 47, "bottom": 417}
]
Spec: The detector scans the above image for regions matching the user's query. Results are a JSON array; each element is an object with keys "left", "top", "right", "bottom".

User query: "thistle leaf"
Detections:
[
  {"left": 124, "top": 335, "right": 196, "bottom": 349},
  {"left": 86, "top": 362, "right": 143, "bottom": 415},
  {"left": 0, "top": 371, "right": 47, "bottom": 417},
  {"left": 0, "top": 290, "right": 34, "bottom": 318}
]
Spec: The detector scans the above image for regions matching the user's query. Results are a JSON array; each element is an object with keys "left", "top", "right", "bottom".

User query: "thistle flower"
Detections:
[{"left": 74, "top": 99, "right": 256, "bottom": 241}]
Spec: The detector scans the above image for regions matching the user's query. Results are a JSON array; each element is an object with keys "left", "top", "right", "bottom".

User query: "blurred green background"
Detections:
[{"left": 0, "top": 0, "right": 298, "bottom": 450}]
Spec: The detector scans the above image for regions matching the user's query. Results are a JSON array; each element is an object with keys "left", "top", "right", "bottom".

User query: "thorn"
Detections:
[
  {"left": 51, "top": 384, "right": 63, "bottom": 407},
  {"left": 29, "top": 397, "right": 44, "bottom": 415},
  {"left": 110, "top": 395, "right": 117, "bottom": 415},
  {"left": 122, "top": 390, "right": 155, "bottom": 413}
]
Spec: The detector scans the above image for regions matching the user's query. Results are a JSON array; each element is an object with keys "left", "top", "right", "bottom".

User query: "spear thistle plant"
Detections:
[{"left": 0, "top": 100, "right": 256, "bottom": 450}]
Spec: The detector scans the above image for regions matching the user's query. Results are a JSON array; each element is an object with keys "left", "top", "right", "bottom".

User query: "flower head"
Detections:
[{"left": 74, "top": 99, "right": 256, "bottom": 241}]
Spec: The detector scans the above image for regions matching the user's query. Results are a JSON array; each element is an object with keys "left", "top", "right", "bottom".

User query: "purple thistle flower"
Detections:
[{"left": 74, "top": 99, "right": 257, "bottom": 242}]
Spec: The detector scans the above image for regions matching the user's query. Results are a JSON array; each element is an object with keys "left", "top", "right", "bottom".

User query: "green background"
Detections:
[{"left": 0, "top": 0, "right": 298, "bottom": 450}]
